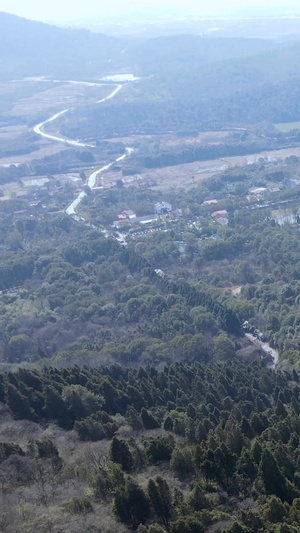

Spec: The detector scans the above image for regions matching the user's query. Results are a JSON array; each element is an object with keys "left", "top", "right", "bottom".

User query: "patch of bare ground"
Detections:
[
  {"left": 105, "top": 134, "right": 152, "bottom": 144},
  {"left": 148, "top": 144, "right": 300, "bottom": 191},
  {"left": 207, "top": 520, "right": 232, "bottom": 532},
  {"left": 104, "top": 130, "right": 229, "bottom": 148},
  {"left": 0, "top": 125, "right": 29, "bottom": 141},
  {"left": 9, "top": 83, "right": 112, "bottom": 118},
  {"left": 0, "top": 143, "right": 69, "bottom": 165},
  {"left": 223, "top": 285, "right": 243, "bottom": 296},
  {"left": 0, "top": 405, "right": 241, "bottom": 532},
  {"left": 100, "top": 142, "right": 300, "bottom": 192},
  {"left": 161, "top": 130, "right": 229, "bottom": 148},
  {"left": 0, "top": 405, "right": 128, "bottom": 532},
  {"left": 98, "top": 158, "right": 230, "bottom": 190},
  {"left": 0, "top": 493, "right": 127, "bottom": 533},
  {"left": 0, "top": 124, "right": 71, "bottom": 167}
]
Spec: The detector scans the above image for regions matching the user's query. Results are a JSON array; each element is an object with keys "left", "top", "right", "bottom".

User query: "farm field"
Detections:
[
  {"left": 6, "top": 80, "right": 113, "bottom": 119},
  {"left": 0, "top": 80, "right": 118, "bottom": 166},
  {"left": 99, "top": 143, "right": 300, "bottom": 191},
  {"left": 0, "top": 141, "right": 69, "bottom": 165}
]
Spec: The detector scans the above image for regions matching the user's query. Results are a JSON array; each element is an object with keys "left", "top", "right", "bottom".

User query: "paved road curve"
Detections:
[
  {"left": 33, "top": 82, "right": 122, "bottom": 147},
  {"left": 31, "top": 79, "right": 134, "bottom": 217}
]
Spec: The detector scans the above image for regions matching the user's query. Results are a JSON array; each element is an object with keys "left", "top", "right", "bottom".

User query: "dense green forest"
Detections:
[
  {"left": 63, "top": 75, "right": 300, "bottom": 138},
  {"left": 76, "top": 157, "right": 300, "bottom": 364},
  {"left": 2, "top": 360, "right": 300, "bottom": 531},
  {"left": 0, "top": 221, "right": 240, "bottom": 368},
  {"left": 58, "top": 37, "right": 300, "bottom": 138},
  {"left": 2, "top": 157, "right": 300, "bottom": 370}
]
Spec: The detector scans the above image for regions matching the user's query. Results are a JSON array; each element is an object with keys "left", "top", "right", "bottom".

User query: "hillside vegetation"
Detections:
[
  {"left": 3, "top": 11, "right": 300, "bottom": 533},
  {"left": 0, "top": 12, "right": 125, "bottom": 80},
  {"left": 1, "top": 360, "right": 300, "bottom": 532}
]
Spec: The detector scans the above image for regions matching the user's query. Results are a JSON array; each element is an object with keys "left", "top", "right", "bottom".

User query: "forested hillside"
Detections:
[
  {"left": 3, "top": 13, "right": 300, "bottom": 129},
  {"left": 1, "top": 360, "right": 300, "bottom": 532},
  {"left": 0, "top": 12, "right": 126, "bottom": 79},
  {"left": 3, "top": 156, "right": 300, "bottom": 369},
  {"left": 132, "top": 39, "right": 300, "bottom": 126},
  {"left": 3, "top": 158, "right": 300, "bottom": 530},
  {"left": 3, "top": 10, "right": 300, "bottom": 533},
  {"left": 54, "top": 36, "right": 300, "bottom": 139},
  {"left": 0, "top": 218, "right": 240, "bottom": 368}
]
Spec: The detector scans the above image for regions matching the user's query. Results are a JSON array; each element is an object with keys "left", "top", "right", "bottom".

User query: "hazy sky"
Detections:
[{"left": 1, "top": 0, "right": 300, "bottom": 22}]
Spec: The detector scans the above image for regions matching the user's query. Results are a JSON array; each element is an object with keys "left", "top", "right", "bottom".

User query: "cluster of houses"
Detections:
[
  {"left": 202, "top": 184, "right": 289, "bottom": 226},
  {"left": 113, "top": 202, "right": 172, "bottom": 229},
  {"left": 245, "top": 186, "right": 281, "bottom": 201}
]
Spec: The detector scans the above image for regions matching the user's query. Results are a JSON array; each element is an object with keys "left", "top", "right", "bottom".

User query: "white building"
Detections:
[{"left": 155, "top": 202, "right": 172, "bottom": 214}]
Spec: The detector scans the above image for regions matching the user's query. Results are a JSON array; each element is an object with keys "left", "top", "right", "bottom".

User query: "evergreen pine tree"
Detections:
[
  {"left": 188, "top": 484, "right": 209, "bottom": 512},
  {"left": 110, "top": 437, "right": 133, "bottom": 472},
  {"left": 260, "top": 448, "right": 287, "bottom": 500},
  {"left": 43, "top": 385, "right": 71, "bottom": 428},
  {"left": 275, "top": 400, "right": 288, "bottom": 419},
  {"left": 7, "top": 384, "right": 37, "bottom": 421},
  {"left": 113, "top": 478, "right": 150, "bottom": 528},
  {"left": 148, "top": 477, "right": 173, "bottom": 531},
  {"left": 163, "top": 416, "right": 173, "bottom": 432},
  {"left": 141, "top": 408, "right": 160, "bottom": 429},
  {"left": 240, "top": 416, "right": 254, "bottom": 439}
]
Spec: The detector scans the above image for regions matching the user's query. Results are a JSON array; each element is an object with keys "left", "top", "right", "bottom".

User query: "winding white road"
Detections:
[
  {"left": 33, "top": 83, "right": 122, "bottom": 148},
  {"left": 32, "top": 79, "right": 285, "bottom": 359},
  {"left": 66, "top": 148, "right": 134, "bottom": 217},
  {"left": 32, "top": 80, "right": 134, "bottom": 218},
  {"left": 33, "top": 108, "right": 91, "bottom": 147}
]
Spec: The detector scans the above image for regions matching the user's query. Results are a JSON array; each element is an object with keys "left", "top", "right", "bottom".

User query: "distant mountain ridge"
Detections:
[{"left": 0, "top": 11, "right": 127, "bottom": 80}]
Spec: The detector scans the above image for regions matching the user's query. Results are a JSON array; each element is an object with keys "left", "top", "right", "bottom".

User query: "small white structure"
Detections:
[
  {"left": 203, "top": 199, "right": 218, "bottom": 205},
  {"left": 250, "top": 187, "right": 267, "bottom": 195},
  {"left": 155, "top": 202, "right": 172, "bottom": 214},
  {"left": 135, "top": 215, "right": 159, "bottom": 224}
]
